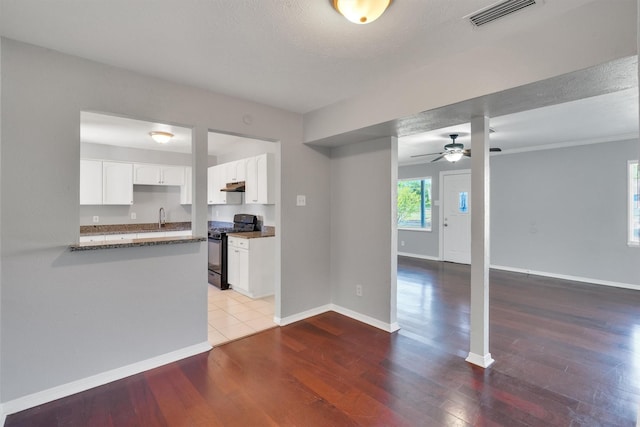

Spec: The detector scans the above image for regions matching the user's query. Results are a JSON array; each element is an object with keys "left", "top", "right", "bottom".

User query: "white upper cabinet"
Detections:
[
  {"left": 133, "top": 164, "right": 161, "bottom": 185},
  {"left": 80, "top": 159, "right": 103, "bottom": 205},
  {"left": 245, "top": 153, "right": 275, "bottom": 204},
  {"left": 133, "top": 164, "right": 185, "bottom": 185},
  {"left": 180, "top": 166, "right": 192, "bottom": 205},
  {"left": 225, "top": 159, "right": 246, "bottom": 183},
  {"left": 161, "top": 166, "right": 186, "bottom": 185},
  {"left": 208, "top": 165, "right": 241, "bottom": 205},
  {"left": 102, "top": 161, "right": 133, "bottom": 205}
]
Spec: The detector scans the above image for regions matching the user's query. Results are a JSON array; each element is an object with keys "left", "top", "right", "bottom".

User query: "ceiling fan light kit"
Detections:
[
  {"left": 332, "top": 0, "right": 392, "bottom": 24},
  {"left": 410, "top": 133, "right": 502, "bottom": 162},
  {"left": 444, "top": 151, "right": 464, "bottom": 162}
]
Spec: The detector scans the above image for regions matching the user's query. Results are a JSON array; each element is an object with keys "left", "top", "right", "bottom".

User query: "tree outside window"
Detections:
[{"left": 398, "top": 178, "right": 431, "bottom": 230}]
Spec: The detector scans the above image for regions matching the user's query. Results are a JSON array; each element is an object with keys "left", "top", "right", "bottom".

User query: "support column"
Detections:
[
  {"left": 192, "top": 126, "right": 209, "bottom": 237},
  {"left": 465, "top": 115, "right": 494, "bottom": 368}
]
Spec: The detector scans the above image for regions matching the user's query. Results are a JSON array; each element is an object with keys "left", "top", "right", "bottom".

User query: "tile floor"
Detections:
[{"left": 207, "top": 285, "right": 277, "bottom": 346}]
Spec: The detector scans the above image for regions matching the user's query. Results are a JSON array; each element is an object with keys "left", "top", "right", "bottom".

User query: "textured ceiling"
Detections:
[
  {"left": 80, "top": 112, "right": 266, "bottom": 156},
  {"left": 2, "top": 0, "right": 637, "bottom": 162},
  {"left": 0, "top": 0, "right": 606, "bottom": 114}
]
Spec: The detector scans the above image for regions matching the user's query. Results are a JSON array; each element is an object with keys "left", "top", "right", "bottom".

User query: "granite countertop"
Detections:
[
  {"left": 80, "top": 221, "right": 191, "bottom": 236},
  {"left": 69, "top": 235, "right": 206, "bottom": 251},
  {"left": 227, "top": 230, "right": 276, "bottom": 239}
]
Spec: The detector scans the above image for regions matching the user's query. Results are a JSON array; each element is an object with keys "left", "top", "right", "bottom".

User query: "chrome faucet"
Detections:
[{"left": 159, "top": 207, "right": 166, "bottom": 228}]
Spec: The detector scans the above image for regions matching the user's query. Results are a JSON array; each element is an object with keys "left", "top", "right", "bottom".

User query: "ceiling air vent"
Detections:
[{"left": 469, "top": 0, "right": 537, "bottom": 27}]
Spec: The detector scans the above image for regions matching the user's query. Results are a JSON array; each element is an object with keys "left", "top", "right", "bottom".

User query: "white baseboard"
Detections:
[
  {"left": 398, "top": 252, "right": 441, "bottom": 261},
  {"left": 276, "top": 304, "right": 399, "bottom": 333},
  {"left": 275, "top": 304, "right": 332, "bottom": 326},
  {"left": 490, "top": 265, "right": 640, "bottom": 291},
  {"left": 466, "top": 352, "right": 495, "bottom": 368},
  {"left": 330, "top": 304, "right": 400, "bottom": 333},
  {"left": 0, "top": 342, "right": 212, "bottom": 421}
]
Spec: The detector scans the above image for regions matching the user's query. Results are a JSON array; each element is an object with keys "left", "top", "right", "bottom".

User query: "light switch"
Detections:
[{"left": 296, "top": 195, "right": 306, "bottom": 206}]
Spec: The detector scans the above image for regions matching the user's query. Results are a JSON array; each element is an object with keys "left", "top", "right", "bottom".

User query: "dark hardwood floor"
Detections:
[{"left": 7, "top": 257, "right": 640, "bottom": 426}]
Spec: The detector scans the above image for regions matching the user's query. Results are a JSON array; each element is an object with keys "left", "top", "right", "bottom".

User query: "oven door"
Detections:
[
  {"left": 208, "top": 235, "right": 229, "bottom": 289},
  {"left": 208, "top": 237, "right": 222, "bottom": 273}
]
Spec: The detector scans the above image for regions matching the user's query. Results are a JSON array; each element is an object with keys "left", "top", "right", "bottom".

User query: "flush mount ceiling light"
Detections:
[
  {"left": 332, "top": 0, "right": 393, "bottom": 24},
  {"left": 149, "top": 131, "right": 174, "bottom": 144}
]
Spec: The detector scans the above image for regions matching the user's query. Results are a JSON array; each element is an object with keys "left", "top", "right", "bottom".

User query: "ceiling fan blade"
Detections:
[
  {"left": 461, "top": 147, "right": 502, "bottom": 157},
  {"left": 430, "top": 155, "right": 446, "bottom": 163},
  {"left": 410, "top": 151, "right": 444, "bottom": 158}
]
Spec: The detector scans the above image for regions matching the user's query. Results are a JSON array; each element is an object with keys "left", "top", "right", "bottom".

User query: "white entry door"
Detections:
[{"left": 442, "top": 173, "right": 471, "bottom": 264}]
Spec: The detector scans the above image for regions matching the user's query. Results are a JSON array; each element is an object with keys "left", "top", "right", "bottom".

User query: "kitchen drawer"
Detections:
[
  {"left": 228, "top": 236, "right": 249, "bottom": 249},
  {"left": 137, "top": 231, "right": 166, "bottom": 239},
  {"left": 164, "top": 230, "right": 192, "bottom": 237},
  {"left": 79, "top": 235, "right": 106, "bottom": 243},
  {"left": 104, "top": 233, "right": 137, "bottom": 241}
]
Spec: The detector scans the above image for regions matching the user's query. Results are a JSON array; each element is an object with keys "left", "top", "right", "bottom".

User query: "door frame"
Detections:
[{"left": 438, "top": 169, "right": 471, "bottom": 261}]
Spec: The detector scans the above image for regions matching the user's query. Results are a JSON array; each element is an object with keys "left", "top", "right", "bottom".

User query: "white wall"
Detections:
[
  {"left": 330, "top": 137, "right": 396, "bottom": 326},
  {"left": 398, "top": 139, "right": 640, "bottom": 287},
  {"left": 0, "top": 38, "right": 331, "bottom": 404},
  {"left": 0, "top": 32, "right": 3, "bottom": 404}
]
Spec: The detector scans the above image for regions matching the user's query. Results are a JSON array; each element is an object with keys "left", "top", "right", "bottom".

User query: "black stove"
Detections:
[
  {"left": 208, "top": 214, "right": 258, "bottom": 289},
  {"left": 208, "top": 227, "right": 237, "bottom": 240},
  {"left": 208, "top": 213, "right": 258, "bottom": 240}
]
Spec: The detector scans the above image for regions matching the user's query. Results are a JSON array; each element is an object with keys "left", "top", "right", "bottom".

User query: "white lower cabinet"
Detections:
[
  {"left": 79, "top": 235, "right": 106, "bottom": 243},
  {"left": 80, "top": 230, "right": 191, "bottom": 243},
  {"left": 227, "top": 236, "right": 274, "bottom": 298},
  {"left": 163, "top": 230, "right": 192, "bottom": 237},
  {"left": 137, "top": 231, "right": 166, "bottom": 239},
  {"left": 104, "top": 233, "right": 138, "bottom": 241}
]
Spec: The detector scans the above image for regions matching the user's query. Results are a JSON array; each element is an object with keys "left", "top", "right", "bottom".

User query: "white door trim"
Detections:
[{"left": 438, "top": 169, "right": 471, "bottom": 261}]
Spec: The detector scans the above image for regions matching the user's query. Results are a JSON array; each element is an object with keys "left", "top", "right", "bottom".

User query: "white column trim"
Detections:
[
  {"left": 466, "top": 351, "right": 495, "bottom": 368},
  {"left": 468, "top": 115, "right": 492, "bottom": 367}
]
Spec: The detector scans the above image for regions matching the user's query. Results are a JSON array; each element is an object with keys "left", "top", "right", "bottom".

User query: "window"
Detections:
[
  {"left": 397, "top": 178, "right": 432, "bottom": 230},
  {"left": 629, "top": 161, "right": 639, "bottom": 247}
]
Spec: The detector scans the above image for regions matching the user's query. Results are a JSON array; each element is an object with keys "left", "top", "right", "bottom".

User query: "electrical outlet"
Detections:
[
  {"left": 130, "top": 212, "right": 137, "bottom": 220},
  {"left": 92, "top": 216, "right": 99, "bottom": 223},
  {"left": 401, "top": 240, "right": 405, "bottom": 246},
  {"left": 356, "top": 284, "right": 363, "bottom": 297},
  {"left": 296, "top": 195, "right": 306, "bottom": 206}
]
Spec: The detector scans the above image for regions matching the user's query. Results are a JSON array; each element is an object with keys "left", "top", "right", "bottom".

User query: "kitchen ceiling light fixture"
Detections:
[
  {"left": 149, "top": 131, "right": 174, "bottom": 144},
  {"left": 332, "top": 0, "right": 392, "bottom": 24}
]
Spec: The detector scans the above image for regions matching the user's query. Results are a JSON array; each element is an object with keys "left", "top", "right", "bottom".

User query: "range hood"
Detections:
[{"left": 220, "top": 181, "right": 245, "bottom": 192}]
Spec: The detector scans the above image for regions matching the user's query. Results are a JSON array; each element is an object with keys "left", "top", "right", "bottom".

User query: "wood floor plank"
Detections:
[{"left": 6, "top": 257, "right": 640, "bottom": 426}]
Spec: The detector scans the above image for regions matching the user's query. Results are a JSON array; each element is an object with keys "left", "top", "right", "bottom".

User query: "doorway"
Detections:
[{"left": 440, "top": 170, "right": 471, "bottom": 264}]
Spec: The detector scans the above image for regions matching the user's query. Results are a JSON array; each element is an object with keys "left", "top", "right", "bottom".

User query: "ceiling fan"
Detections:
[{"left": 411, "top": 134, "right": 502, "bottom": 163}]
